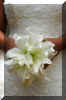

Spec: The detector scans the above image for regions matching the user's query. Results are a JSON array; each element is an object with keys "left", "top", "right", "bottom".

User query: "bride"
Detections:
[
  {"left": 0, "top": 0, "right": 65, "bottom": 53},
  {"left": 0, "top": 0, "right": 65, "bottom": 96}
]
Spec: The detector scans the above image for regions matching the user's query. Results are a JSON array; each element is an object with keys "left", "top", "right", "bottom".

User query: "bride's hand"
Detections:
[
  {"left": 0, "top": 31, "right": 16, "bottom": 51},
  {"left": 5, "top": 36, "right": 16, "bottom": 51},
  {"left": 0, "top": 31, "right": 5, "bottom": 49},
  {"left": 43, "top": 37, "right": 62, "bottom": 51}
]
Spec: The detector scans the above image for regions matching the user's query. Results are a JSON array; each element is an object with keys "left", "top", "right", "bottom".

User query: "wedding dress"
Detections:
[{"left": 4, "top": 4, "right": 62, "bottom": 96}]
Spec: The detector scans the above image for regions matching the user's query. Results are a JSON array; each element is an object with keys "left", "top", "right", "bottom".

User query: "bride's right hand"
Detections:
[{"left": 0, "top": 31, "right": 16, "bottom": 51}]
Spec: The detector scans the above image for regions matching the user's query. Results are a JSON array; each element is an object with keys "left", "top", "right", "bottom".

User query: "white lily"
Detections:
[{"left": 6, "top": 33, "right": 55, "bottom": 86}]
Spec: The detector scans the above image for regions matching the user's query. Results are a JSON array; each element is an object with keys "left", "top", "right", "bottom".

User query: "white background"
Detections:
[{"left": 5, "top": 0, "right": 65, "bottom": 4}]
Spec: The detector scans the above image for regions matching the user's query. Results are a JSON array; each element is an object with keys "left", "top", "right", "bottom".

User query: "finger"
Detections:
[
  {"left": 0, "top": 31, "right": 5, "bottom": 48},
  {"left": 5, "top": 37, "right": 16, "bottom": 51}
]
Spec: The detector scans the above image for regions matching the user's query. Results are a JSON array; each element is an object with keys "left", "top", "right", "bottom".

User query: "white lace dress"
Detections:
[{"left": 4, "top": 4, "right": 62, "bottom": 96}]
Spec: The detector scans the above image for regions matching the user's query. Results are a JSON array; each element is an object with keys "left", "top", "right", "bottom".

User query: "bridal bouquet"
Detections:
[{"left": 6, "top": 33, "right": 55, "bottom": 86}]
